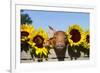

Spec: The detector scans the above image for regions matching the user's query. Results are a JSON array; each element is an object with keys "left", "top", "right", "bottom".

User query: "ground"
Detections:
[{"left": 21, "top": 49, "right": 89, "bottom": 63}]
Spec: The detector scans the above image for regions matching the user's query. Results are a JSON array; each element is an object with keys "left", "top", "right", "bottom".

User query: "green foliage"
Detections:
[{"left": 21, "top": 14, "right": 32, "bottom": 24}]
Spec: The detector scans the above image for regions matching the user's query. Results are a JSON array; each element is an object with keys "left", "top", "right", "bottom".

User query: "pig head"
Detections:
[{"left": 48, "top": 26, "right": 68, "bottom": 61}]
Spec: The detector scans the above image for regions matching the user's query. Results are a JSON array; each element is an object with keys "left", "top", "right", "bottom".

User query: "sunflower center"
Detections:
[
  {"left": 21, "top": 31, "right": 29, "bottom": 37},
  {"left": 70, "top": 29, "right": 81, "bottom": 43},
  {"left": 86, "top": 35, "right": 89, "bottom": 43},
  {"left": 33, "top": 35, "right": 44, "bottom": 48}
]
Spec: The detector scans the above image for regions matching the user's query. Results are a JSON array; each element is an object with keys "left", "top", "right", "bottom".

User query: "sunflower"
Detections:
[
  {"left": 35, "top": 46, "right": 49, "bottom": 57},
  {"left": 67, "top": 24, "right": 85, "bottom": 46},
  {"left": 21, "top": 24, "right": 35, "bottom": 41},
  {"left": 82, "top": 30, "right": 90, "bottom": 49},
  {"left": 37, "top": 27, "right": 48, "bottom": 40},
  {"left": 28, "top": 27, "right": 49, "bottom": 57}
]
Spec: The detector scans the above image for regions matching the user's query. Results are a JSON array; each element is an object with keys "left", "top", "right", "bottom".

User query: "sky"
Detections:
[{"left": 21, "top": 10, "right": 90, "bottom": 32}]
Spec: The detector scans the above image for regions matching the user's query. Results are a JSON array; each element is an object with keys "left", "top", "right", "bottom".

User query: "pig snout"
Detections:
[{"left": 55, "top": 41, "right": 65, "bottom": 49}]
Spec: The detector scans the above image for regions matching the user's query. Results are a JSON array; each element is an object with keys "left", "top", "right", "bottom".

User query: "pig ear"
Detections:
[{"left": 48, "top": 26, "right": 56, "bottom": 38}]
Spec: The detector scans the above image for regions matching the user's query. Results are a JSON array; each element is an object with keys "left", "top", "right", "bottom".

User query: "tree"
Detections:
[{"left": 21, "top": 13, "right": 32, "bottom": 24}]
